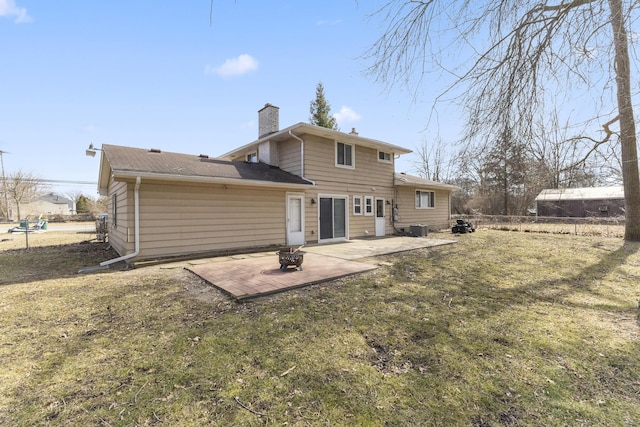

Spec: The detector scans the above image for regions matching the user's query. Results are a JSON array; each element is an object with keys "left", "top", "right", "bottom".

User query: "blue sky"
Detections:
[{"left": 1, "top": 1, "right": 459, "bottom": 197}]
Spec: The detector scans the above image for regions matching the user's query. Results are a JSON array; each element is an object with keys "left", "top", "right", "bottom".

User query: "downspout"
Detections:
[
  {"left": 289, "top": 130, "right": 315, "bottom": 185},
  {"left": 100, "top": 176, "right": 141, "bottom": 266}
]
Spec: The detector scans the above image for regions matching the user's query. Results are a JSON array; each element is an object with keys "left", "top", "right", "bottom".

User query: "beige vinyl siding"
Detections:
[
  {"left": 301, "top": 135, "right": 396, "bottom": 240},
  {"left": 393, "top": 186, "right": 452, "bottom": 231},
  {"left": 131, "top": 181, "right": 287, "bottom": 260},
  {"left": 107, "top": 179, "right": 133, "bottom": 257},
  {"left": 303, "top": 135, "right": 394, "bottom": 189},
  {"left": 278, "top": 139, "right": 302, "bottom": 176}
]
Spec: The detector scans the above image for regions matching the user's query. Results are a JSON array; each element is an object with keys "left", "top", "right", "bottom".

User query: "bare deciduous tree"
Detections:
[
  {"left": 6, "top": 171, "right": 46, "bottom": 221},
  {"left": 531, "top": 111, "right": 611, "bottom": 189},
  {"left": 411, "top": 137, "right": 455, "bottom": 182},
  {"left": 366, "top": 0, "right": 640, "bottom": 240}
]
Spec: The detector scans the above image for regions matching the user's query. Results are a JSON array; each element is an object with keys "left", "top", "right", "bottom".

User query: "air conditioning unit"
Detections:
[{"left": 410, "top": 224, "right": 428, "bottom": 237}]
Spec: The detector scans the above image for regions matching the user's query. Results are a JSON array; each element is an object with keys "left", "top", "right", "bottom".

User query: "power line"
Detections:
[
  {"left": 41, "top": 179, "right": 98, "bottom": 185},
  {"left": 3, "top": 178, "right": 97, "bottom": 185}
]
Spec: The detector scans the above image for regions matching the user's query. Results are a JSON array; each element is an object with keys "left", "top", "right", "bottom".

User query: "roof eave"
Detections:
[
  {"left": 394, "top": 178, "right": 460, "bottom": 192},
  {"left": 97, "top": 151, "right": 111, "bottom": 195},
  {"left": 111, "top": 170, "right": 314, "bottom": 189},
  {"left": 219, "top": 122, "right": 412, "bottom": 160}
]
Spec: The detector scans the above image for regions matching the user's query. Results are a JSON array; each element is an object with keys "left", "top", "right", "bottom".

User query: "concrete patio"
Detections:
[{"left": 186, "top": 236, "right": 455, "bottom": 300}]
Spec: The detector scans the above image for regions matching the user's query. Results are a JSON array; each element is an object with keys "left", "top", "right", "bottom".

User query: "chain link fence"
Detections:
[{"left": 452, "top": 215, "right": 625, "bottom": 238}]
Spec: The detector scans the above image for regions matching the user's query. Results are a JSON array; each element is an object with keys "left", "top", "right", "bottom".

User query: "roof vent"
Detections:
[
  {"left": 198, "top": 154, "right": 209, "bottom": 159},
  {"left": 149, "top": 148, "right": 161, "bottom": 153},
  {"left": 350, "top": 128, "right": 359, "bottom": 135}
]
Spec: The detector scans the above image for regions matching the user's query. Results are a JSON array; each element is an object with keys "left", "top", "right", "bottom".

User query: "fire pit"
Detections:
[{"left": 277, "top": 246, "right": 305, "bottom": 271}]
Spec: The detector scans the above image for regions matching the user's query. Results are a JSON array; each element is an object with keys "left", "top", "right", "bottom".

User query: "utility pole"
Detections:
[{"left": 0, "top": 150, "right": 9, "bottom": 222}]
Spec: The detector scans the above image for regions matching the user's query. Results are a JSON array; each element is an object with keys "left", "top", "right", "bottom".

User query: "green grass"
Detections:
[{"left": 1, "top": 231, "right": 639, "bottom": 426}]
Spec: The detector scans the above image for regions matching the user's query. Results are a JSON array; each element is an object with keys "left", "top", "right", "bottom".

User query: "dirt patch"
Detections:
[{"left": 181, "top": 269, "right": 230, "bottom": 304}]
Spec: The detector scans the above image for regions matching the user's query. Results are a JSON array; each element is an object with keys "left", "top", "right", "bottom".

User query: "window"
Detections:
[
  {"left": 415, "top": 190, "right": 435, "bottom": 209},
  {"left": 111, "top": 194, "right": 118, "bottom": 227},
  {"left": 353, "top": 196, "right": 362, "bottom": 215},
  {"left": 364, "top": 196, "right": 374, "bottom": 216},
  {"left": 246, "top": 152, "right": 257, "bottom": 163},
  {"left": 378, "top": 151, "right": 392, "bottom": 163},
  {"left": 336, "top": 142, "right": 354, "bottom": 167}
]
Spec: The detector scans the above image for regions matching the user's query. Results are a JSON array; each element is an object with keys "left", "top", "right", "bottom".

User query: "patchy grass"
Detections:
[{"left": 1, "top": 230, "right": 639, "bottom": 426}]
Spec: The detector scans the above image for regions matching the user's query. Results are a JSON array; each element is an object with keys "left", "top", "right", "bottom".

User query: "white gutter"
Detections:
[
  {"left": 288, "top": 130, "right": 316, "bottom": 185},
  {"left": 100, "top": 176, "right": 141, "bottom": 266},
  {"left": 111, "top": 171, "right": 311, "bottom": 189}
]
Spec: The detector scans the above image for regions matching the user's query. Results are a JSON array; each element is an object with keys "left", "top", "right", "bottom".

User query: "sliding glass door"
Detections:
[{"left": 319, "top": 196, "right": 347, "bottom": 241}]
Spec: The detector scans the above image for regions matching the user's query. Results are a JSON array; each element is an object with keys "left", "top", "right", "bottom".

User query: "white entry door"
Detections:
[
  {"left": 286, "top": 193, "right": 305, "bottom": 246},
  {"left": 375, "top": 197, "right": 385, "bottom": 236}
]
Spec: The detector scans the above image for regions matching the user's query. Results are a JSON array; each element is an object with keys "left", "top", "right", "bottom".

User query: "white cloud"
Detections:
[
  {"left": 0, "top": 0, "right": 32, "bottom": 23},
  {"left": 205, "top": 54, "right": 259, "bottom": 77},
  {"left": 333, "top": 106, "right": 361, "bottom": 124}
]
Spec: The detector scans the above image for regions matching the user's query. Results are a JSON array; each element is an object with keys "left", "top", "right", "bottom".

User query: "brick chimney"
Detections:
[{"left": 258, "top": 103, "right": 279, "bottom": 139}]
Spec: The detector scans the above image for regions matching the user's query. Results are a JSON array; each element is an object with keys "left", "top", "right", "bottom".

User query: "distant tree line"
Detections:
[
  {"left": 412, "top": 117, "right": 620, "bottom": 216},
  {"left": 1, "top": 170, "right": 106, "bottom": 222}
]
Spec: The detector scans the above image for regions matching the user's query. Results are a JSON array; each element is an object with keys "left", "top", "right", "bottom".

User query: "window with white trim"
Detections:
[
  {"left": 378, "top": 150, "right": 392, "bottom": 163},
  {"left": 336, "top": 142, "right": 354, "bottom": 167},
  {"left": 247, "top": 152, "right": 258, "bottom": 163},
  {"left": 353, "top": 196, "right": 362, "bottom": 215},
  {"left": 364, "top": 196, "right": 374, "bottom": 216},
  {"left": 415, "top": 190, "right": 436, "bottom": 209}
]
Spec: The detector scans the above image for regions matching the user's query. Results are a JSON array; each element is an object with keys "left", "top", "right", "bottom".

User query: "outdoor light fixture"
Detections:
[
  {"left": 310, "top": 198, "right": 316, "bottom": 205},
  {"left": 85, "top": 143, "right": 102, "bottom": 157}
]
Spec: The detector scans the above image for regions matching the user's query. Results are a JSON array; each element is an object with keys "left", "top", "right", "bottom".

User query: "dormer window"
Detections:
[
  {"left": 336, "top": 142, "right": 354, "bottom": 168},
  {"left": 247, "top": 152, "right": 258, "bottom": 163}
]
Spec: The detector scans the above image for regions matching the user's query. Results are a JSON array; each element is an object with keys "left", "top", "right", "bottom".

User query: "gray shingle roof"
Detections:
[
  {"left": 38, "top": 193, "right": 73, "bottom": 206},
  {"left": 102, "top": 144, "right": 312, "bottom": 186}
]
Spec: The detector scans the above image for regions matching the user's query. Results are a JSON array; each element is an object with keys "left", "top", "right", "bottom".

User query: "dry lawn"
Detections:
[{"left": 1, "top": 227, "right": 639, "bottom": 426}]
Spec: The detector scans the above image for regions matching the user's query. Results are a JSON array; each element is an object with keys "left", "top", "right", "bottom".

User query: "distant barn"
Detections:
[{"left": 535, "top": 187, "right": 625, "bottom": 218}]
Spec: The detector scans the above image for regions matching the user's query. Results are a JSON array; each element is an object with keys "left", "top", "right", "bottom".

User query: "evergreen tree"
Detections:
[
  {"left": 75, "top": 195, "right": 91, "bottom": 214},
  {"left": 309, "top": 82, "right": 338, "bottom": 130}
]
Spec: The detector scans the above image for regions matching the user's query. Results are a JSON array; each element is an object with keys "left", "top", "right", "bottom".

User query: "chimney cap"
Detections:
[{"left": 259, "top": 103, "right": 279, "bottom": 112}]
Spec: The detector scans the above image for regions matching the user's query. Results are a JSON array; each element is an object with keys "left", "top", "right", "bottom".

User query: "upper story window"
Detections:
[
  {"left": 415, "top": 190, "right": 436, "bottom": 209},
  {"left": 336, "top": 142, "right": 354, "bottom": 168},
  {"left": 378, "top": 151, "right": 392, "bottom": 163},
  {"left": 246, "top": 152, "right": 258, "bottom": 163}
]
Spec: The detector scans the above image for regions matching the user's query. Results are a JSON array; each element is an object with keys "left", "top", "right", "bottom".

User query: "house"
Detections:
[
  {"left": 95, "top": 104, "right": 459, "bottom": 263},
  {"left": 19, "top": 193, "right": 75, "bottom": 218},
  {"left": 535, "top": 186, "right": 625, "bottom": 217},
  {"left": 392, "top": 173, "right": 461, "bottom": 234}
]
